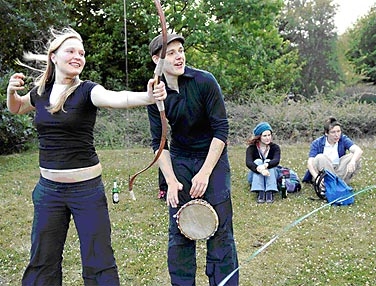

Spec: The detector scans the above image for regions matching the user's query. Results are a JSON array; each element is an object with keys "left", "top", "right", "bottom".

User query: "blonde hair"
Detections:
[{"left": 20, "top": 27, "right": 83, "bottom": 114}]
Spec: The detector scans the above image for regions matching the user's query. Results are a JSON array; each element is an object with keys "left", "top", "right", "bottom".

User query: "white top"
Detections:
[{"left": 323, "top": 138, "right": 340, "bottom": 164}]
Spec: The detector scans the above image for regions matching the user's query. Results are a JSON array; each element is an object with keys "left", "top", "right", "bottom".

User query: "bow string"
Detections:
[{"left": 128, "top": 0, "right": 168, "bottom": 200}]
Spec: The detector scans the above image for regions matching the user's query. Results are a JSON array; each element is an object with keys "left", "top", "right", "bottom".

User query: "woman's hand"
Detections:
[
  {"left": 147, "top": 79, "right": 167, "bottom": 102},
  {"left": 256, "top": 165, "right": 263, "bottom": 172},
  {"left": 7, "top": 73, "right": 34, "bottom": 115},
  {"left": 7, "top": 73, "right": 25, "bottom": 95},
  {"left": 256, "top": 164, "right": 270, "bottom": 176}
]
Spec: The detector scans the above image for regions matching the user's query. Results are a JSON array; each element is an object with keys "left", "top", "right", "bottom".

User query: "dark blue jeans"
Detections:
[
  {"left": 168, "top": 152, "right": 239, "bottom": 286},
  {"left": 22, "top": 176, "right": 119, "bottom": 286}
]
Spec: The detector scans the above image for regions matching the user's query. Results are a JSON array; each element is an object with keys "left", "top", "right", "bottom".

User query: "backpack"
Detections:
[
  {"left": 276, "top": 166, "right": 302, "bottom": 193},
  {"left": 314, "top": 169, "right": 354, "bottom": 206}
]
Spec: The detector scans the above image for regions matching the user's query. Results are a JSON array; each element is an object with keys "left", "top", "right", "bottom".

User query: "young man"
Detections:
[
  {"left": 147, "top": 33, "right": 239, "bottom": 285},
  {"left": 303, "top": 116, "right": 363, "bottom": 184}
]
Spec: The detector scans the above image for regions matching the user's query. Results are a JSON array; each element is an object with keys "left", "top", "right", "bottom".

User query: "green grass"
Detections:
[{"left": 0, "top": 143, "right": 375, "bottom": 285}]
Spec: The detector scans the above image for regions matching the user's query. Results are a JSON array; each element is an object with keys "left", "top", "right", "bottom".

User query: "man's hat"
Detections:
[{"left": 149, "top": 33, "right": 185, "bottom": 56}]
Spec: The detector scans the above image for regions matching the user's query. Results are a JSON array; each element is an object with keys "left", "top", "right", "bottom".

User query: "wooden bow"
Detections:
[{"left": 128, "top": 0, "right": 168, "bottom": 200}]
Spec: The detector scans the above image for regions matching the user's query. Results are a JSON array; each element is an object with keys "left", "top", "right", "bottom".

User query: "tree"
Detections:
[
  {"left": 1, "top": 0, "right": 304, "bottom": 153},
  {"left": 1, "top": 0, "right": 300, "bottom": 99},
  {"left": 163, "top": 0, "right": 301, "bottom": 101},
  {"left": 64, "top": 0, "right": 301, "bottom": 99},
  {"left": 280, "top": 0, "right": 341, "bottom": 97},
  {"left": 0, "top": 0, "right": 72, "bottom": 77},
  {"left": 346, "top": 6, "right": 376, "bottom": 84}
]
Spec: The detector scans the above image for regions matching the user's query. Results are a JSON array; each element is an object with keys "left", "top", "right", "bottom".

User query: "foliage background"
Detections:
[
  {"left": 1, "top": 0, "right": 376, "bottom": 154},
  {"left": 2, "top": 0, "right": 376, "bottom": 95}
]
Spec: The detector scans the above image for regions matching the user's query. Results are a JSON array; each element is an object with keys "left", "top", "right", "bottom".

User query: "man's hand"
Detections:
[
  {"left": 347, "top": 161, "right": 356, "bottom": 174},
  {"left": 189, "top": 171, "right": 210, "bottom": 198},
  {"left": 166, "top": 181, "right": 183, "bottom": 208}
]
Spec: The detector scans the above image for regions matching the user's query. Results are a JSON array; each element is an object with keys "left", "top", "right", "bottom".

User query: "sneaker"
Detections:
[
  {"left": 266, "top": 191, "right": 274, "bottom": 203},
  {"left": 158, "top": 190, "right": 167, "bottom": 200},
  {"left": 257, "top": 191, "right": 266, "bottom": 203}
]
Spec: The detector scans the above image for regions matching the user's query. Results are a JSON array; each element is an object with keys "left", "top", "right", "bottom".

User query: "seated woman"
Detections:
[{"left": 246, "top": 122, "right": 281, "bottom": 203}]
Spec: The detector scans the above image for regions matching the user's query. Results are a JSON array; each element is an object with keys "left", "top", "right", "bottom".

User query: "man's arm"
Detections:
[
  {"left": 157, "top": 149, "right": 183, "bottom": 208},
  {"left": 347, "top": 144, "right": 363, "bottom": 173},
  {"left": 306, "top": 137, "right": 322, "bottom": 180},
  {"left": 307, "top": 157, "right": 319, "bottom": 180}
]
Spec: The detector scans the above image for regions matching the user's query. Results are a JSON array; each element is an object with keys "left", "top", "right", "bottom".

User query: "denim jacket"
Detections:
[{"left": 302, "top": 134, "right": 354, "bottom": 182}]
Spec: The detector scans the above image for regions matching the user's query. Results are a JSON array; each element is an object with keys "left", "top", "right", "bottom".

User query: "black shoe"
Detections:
[
  {"left": 266, "top": 191, "right": 274, "bottom": 203},
  {"left": 257, "top": 191, "right": 266, "bottom": 203}
]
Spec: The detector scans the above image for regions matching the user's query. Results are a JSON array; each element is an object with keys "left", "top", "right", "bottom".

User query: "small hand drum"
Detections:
[{"left": 175, "top": 199, "right": 219, "bottom": 240}]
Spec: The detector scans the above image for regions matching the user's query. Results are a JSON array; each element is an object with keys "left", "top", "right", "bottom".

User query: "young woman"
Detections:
[
  {"left": 6, "top": 27, "right": 166, "bottom": 286},
  {"left": 246, "top": 122, "right": 281, "bottom": 203}
]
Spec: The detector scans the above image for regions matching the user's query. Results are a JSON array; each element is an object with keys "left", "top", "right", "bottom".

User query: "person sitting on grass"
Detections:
[
  {"left": 302, "top": 116, "right": 363, "bottom": 185},
  {"left": 246, "top": 122, "right": 281, "bottom": 203}
]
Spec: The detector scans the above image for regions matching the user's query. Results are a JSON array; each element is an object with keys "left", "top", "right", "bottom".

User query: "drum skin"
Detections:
[{"left": 176, "top": 199, "right": 219, "bottom": 240}]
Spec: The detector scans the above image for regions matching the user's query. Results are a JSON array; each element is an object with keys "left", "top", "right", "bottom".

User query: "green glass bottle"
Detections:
[
  {"left": 281, "top": 175, "right": 287, "bottom": 199},
  {"left": 112, "top": 180, "right": 119, "bottom": 204}
]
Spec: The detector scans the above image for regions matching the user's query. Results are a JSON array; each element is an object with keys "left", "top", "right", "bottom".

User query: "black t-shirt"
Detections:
[{"left": 30, "top": 80, "right": 99, "bottom": 169}]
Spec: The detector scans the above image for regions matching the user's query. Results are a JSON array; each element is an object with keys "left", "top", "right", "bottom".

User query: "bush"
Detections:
[
  {"left": 226, "top": 98, "right": 376, "bottom": 145},
  {"left": 93, "top": 97, "right": 376, "bottom": 148},
  {"left": 2, "top": 82, "right": 376, "bottom": 154},
  {"left": 0, "top": 109, "right": 36, "bottom": 154},
  {"left": 94, "top": 107, "right": 152, "bottom": 149}
]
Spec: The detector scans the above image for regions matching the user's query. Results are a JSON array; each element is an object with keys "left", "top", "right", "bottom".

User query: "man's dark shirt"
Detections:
[{"left": 147, "top": 66, "right": 228, "bottom": 157}]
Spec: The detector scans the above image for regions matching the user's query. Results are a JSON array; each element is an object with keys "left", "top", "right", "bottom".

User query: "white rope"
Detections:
[
  {"left": 123, "top": 0, "right": 129, "bottom": 89},
  {"left": 123, "top": 0, "right": 133, "bottom": 199}
]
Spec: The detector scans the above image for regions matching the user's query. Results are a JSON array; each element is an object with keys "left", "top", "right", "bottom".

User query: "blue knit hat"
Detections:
[{"left": 253, "top": 122, "right": 272, "bottom": 136}]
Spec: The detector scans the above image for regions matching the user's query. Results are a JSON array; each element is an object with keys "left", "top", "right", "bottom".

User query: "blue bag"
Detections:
[
  {"left": 276, "top": 166, "right": 302, "bottom": 193},
  {"left": 314, "top": 169, "right": 354, "bottom": 206}
]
